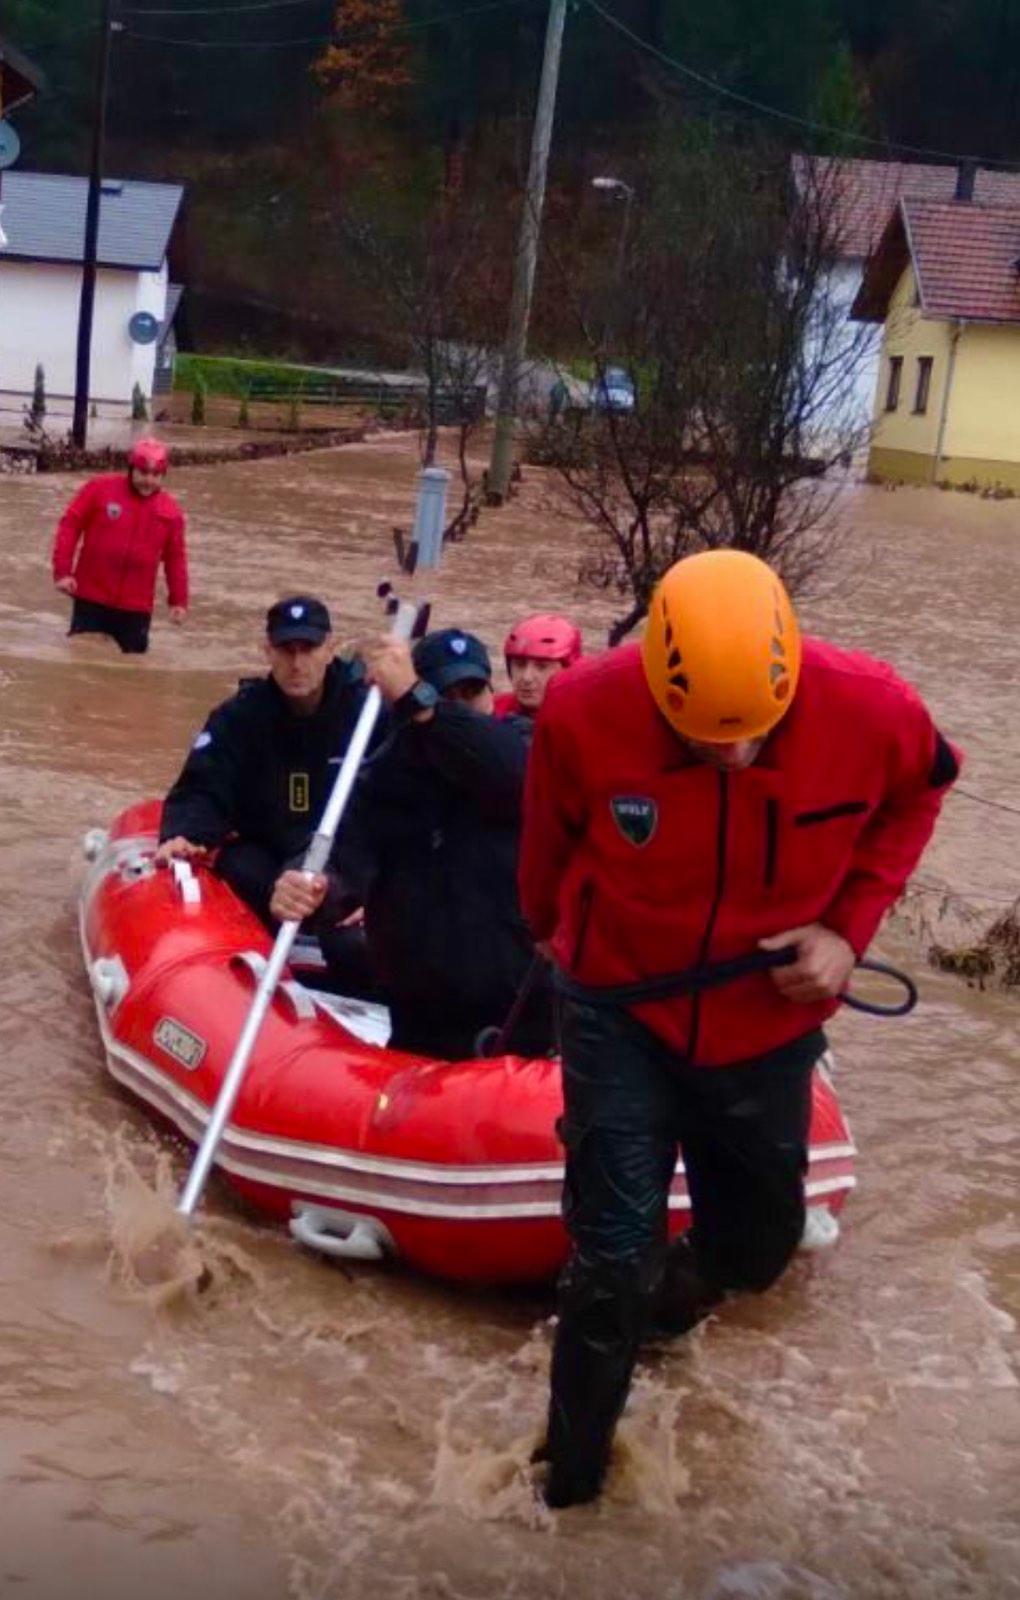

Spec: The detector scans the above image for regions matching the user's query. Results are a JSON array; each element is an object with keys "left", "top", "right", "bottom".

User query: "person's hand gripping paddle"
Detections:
[{"left": 177, "top": 587, "right": 423, "bottom": 1219}]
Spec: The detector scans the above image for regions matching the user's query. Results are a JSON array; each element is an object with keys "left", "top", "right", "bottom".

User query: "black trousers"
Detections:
[
  {"left": 69, "top": 597, "right": 151, "bottom": 653},
  {"left": 543, "top": 998, "right": 824, "bottom": 1505},
  {"left": 215, "top": 839, "right": 377, "bottom": 999}
]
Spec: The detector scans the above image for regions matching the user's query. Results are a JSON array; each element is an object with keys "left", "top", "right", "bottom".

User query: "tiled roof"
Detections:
[
  {"left": 0, "top": 172, "right": 183, "bottom": 271},
  {"left": 792, "top": 154, "right": 1020, "bottom": 259},
  {"left": 851, "top": 198, "right": 1020, "bottom": 324},
  {"left": 906, "top": 199, "right": 1020, "bottom": 322}
]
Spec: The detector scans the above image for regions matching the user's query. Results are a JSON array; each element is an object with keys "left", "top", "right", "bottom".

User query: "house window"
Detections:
[
  {"left": 913, "top": 356, "right": 934, "bottom": 414},
  {"left": 885, "top": 355, "right": 903, "bottom": 411}
]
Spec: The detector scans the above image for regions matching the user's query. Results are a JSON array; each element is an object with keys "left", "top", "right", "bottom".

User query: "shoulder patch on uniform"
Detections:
[
  {"left": 610, "top": 795, "right": 658, "bottom": 847},
  {"left": 192, "top": 731, "right": 213, "bottom": 751}
]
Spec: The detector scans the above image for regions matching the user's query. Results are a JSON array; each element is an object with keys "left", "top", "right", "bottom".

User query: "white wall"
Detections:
[
  {"left": 804, "top": 260, "right": 883, "bottom": 450},
  {"left": 0, "top": 258, "right": 168, "bottom": 413}
]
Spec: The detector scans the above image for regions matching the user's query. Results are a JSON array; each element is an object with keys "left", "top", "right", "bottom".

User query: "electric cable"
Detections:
[
  {"left": 119, "top": 0, "right": 531, "bottom": 47},
  {"left": 584, "top": 0, "right": 1019, "bottom": 171}
]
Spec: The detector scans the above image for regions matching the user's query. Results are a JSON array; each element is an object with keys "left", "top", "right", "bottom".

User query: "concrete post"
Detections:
[{"left": 412, "top": 466, "right": 451, "bottom": 569}]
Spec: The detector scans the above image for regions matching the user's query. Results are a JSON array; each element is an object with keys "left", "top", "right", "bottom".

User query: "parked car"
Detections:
[{"left": 589, "top": 365, "right": 636, "bottom": 413}]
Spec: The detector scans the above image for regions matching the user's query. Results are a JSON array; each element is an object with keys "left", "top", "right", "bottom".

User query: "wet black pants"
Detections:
[
  {"left": 215, "top": 840, "right": 377, "bottom": 998},
  {"left": 544, "top": 999, "right": 823, "bottom": 1506},
  {"left": 69, "top": 597, "right": 151, "bottom": 653}
]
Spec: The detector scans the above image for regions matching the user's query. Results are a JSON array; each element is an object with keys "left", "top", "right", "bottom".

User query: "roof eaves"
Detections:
[
  {"left": 2, "top": 250, "right": 159, "bottom": 273},
  {"left": 0, "top": 34, "right": 47, "bottom": 107},
  {"left": 850, "top": 202, "right": 909, "bottom": 322},
  {"left": 898, "top": 198, "right": 929, "bottom": 318}
]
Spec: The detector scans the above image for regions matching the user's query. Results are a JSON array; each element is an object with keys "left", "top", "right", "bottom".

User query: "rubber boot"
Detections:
[
  {"left": 540, "top": 1251, "right": 656, "bottom": 1509},
  {"left": 647, "top": 1232, "right": 723, "bottom": 1340}
]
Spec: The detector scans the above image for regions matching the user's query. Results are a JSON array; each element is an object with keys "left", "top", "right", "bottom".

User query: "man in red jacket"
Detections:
[
  {"left": 52, "top": 438, "right": 188, "bottom": 653},
  {"left": 520, "top": 549, "right": 959, "bottom": 1508},
  {"left": 494, "top": 613, "right": 583, "bottom": 720}
]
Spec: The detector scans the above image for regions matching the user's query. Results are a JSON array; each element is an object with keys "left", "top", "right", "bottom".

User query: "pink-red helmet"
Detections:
[
  {"left": 127, "top": 437, "right": 169, "bottom": 474},
  {"left": 504, "top": 613, "right": 583, "bottom": 667}
]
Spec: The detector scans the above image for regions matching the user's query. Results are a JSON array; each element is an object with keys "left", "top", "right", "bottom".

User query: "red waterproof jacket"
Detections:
[
  {"left": 494, "top": 690, "right": 523, "bottom": 719},
  {"left": 52, "top": 474, "right": 189, "bottom": 614},
  {"left": 520, "top": 639, "right": 959, "bottom": 1066}
]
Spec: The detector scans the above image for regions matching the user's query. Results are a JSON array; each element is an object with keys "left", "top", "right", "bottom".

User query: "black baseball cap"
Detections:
[
  {"left": 413, "top": 628, "right": 492, "bottom": 691},
  {"left": 266, "top": 595, "right": 332, "bottom": 645}
]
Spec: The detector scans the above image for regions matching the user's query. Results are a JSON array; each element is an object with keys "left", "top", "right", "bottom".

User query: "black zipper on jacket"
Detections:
[
  {"left": 686, "top": 770, "right": 729, "bottom": 1060},
  {"left": 764, "top": 796, "right": 779, "bottom": 888}
]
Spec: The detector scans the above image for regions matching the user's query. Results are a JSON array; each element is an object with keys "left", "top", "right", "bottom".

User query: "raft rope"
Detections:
[{"left": 553, "top": 946, "right": 918, "bottom": 1018}]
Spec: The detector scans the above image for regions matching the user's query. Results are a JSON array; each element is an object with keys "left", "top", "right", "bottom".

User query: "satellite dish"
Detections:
[
  {"left": 0, "top": 121, "right": 21, "bottom": 171},
  {"left": 128, "top": 311, "right": 160, "bottom": 345}
]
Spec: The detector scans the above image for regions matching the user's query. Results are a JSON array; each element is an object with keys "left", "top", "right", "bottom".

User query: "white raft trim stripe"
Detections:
[
  {"left": 79, "top": 855, "right": 857, "bottom": 1221},
  {"left": 91, "top": 1024, "right": 856, "bottom": 1221},
  {"left": 100, "top": 1035, "right": 859, "bottom": 1219}
]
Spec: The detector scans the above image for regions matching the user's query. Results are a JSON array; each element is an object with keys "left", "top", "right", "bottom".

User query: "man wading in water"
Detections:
[
  {"left": 519, "top": 549, "right": 960, "bottom": 1508},
  {"left": 51, "top": 438, "right": 188, "bottom": 653}
]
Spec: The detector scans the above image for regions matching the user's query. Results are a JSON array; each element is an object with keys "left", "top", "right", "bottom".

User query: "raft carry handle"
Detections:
[{"left": 290, "top": 1203, "right": 394, "bottom": 1262}]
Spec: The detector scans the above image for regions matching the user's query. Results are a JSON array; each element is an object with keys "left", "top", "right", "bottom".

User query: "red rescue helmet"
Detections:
[
  {"left": 127, "top": 437, "right": 169, "bottom": 475},
  {"left": 504, "top": 613, "right": 582, "bottom": 668}
]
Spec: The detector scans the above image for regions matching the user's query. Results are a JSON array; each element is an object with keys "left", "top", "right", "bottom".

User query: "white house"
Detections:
[
  {"left": 792, "top": 156, "right": 1020, "bottom": 443},
  {"left": 0, "top": 171, "right": 184, "bottom": 419}
]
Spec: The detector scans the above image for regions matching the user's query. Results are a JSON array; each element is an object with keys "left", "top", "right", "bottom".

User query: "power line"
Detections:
[
  {"left": 120, "top": 0, "right": 323, "bottom": 14},
  {"left": 954, "top": 784, "right": 1020, "bottom": 819},
  {"left": 912, "top": 876, "right": 1018, "bottom": 908},
  {"left": 120, "top": 0, "right": 528, "bottom": 46},
  {"left": 584, "top": 0, "right": 1017, "bottom": 171}
]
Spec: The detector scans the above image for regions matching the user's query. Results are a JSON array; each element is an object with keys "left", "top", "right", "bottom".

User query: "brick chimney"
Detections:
[{"left": 955, "top": 160, "right": 977, "bottom": 202}]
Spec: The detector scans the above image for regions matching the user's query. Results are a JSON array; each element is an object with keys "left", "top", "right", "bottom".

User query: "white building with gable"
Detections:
[{"left": 0, "top": 171, "right": 184, "bottom": 420}]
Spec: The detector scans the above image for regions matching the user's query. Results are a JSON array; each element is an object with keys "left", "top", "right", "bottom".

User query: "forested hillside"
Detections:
[{"left": 7, "top": 0, "right": 1020, "bottom": 361}]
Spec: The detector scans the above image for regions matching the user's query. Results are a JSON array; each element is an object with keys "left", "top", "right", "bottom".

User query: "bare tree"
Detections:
[
  {"left": 340, "top": 197, "right": 507, "bottom": 541},
  {"left": 532, "top": 132, "right": 874, "bottom": 642}
]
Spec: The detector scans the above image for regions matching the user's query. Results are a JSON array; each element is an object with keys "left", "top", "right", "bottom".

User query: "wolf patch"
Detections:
[{"left": 610, "top": 795, "right": 658, "bottom": 847}]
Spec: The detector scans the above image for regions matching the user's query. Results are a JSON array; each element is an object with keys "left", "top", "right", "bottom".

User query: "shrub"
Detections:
[{"left": 191, "top": 376, "right": 207, "bottom": 426}]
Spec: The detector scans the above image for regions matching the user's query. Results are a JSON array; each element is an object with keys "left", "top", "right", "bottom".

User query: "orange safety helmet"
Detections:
[{"left": 641, "top": 550, "right": 802, "bottom": 743}]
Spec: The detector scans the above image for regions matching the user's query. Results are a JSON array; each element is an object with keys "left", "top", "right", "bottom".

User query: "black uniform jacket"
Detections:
[
  {"left": 330, "top": 703, "right": 535, "bottom": 1015},
  {"left": 160, "top": 659, "right": 373, "bottom": 860}
]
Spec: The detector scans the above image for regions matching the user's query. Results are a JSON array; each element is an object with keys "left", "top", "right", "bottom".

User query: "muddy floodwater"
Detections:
[{"left": 0, "top": 434, "right": 1018, "bottom": 1600}]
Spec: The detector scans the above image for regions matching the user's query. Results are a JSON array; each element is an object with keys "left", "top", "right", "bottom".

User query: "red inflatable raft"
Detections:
[{"left": 79, "top": 800, "right": 857, "bottom": 1285}]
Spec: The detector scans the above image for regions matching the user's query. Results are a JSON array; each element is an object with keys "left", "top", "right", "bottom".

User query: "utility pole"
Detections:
[
  {"left": 486, "top": 0, "right": 567, "bottom": 502},
  {"left": 72, "top": 0, "right": 118, "bottom": 449}
]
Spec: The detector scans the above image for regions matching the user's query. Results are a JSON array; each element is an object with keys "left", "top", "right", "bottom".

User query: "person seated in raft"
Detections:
[
  {"left": 494, "top": 613, "right": 583, "bottom": 721},
  {"left": 271, "top": 627, "right": 553, "bottom": 1062},
  {"left": 154, "top": 596, "right": 379, "bottom": 992}
]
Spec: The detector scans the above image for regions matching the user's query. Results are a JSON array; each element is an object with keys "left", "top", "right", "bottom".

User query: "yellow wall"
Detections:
[
  {"left": 867, "top": 265, "right": 1020, "bottom": 489},
  {"left": 869, "top": 266, "right": 954, "bottom": 462},
  {"left": 942, "top": 323, "right": 1020, "bottom": 465}
]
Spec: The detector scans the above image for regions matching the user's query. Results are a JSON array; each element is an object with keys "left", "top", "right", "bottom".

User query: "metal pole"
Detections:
[
  {"left": 72, "top": 0, "right": 117, "bottom": 449},
  {"left": 487, "top": 0, "right": 567, "bottom": 502}
]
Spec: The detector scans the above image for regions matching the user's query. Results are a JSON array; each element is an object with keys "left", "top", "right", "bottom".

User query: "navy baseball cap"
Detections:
[
  {"left": 413, "top": 628, "right": 492, "bottom": 691},
  {"left": 266, "top": 595, "right": 332, "bottom": 645}
]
